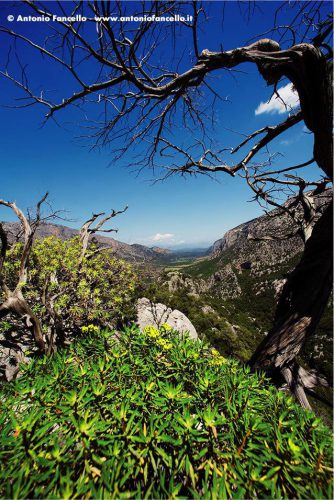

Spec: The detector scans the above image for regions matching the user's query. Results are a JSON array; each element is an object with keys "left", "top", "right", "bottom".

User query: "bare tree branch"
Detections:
[{"left": 79, "top": 205, "right": 128, "bottom": 259}]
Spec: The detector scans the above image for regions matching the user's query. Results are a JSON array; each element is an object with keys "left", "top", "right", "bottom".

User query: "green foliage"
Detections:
[
  {"left": 0, "top": 320, "right": 12, "bottom": 332},
  {"left": 0, "top": 328, "right": 332, "bottom": 499},
  {"left": 166, "top": 255, "right": 223, "bottom": 277},
  {"left": 3, "top": 236, "right": 137, "bottom": 334},
  {"left": 146, "top": 251, "right": 333, "bottom": 376}
]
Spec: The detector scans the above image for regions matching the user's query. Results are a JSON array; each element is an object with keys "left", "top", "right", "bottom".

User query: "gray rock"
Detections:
[
  {"left": 209, "top": 190, "right": 332, "bottom": 271},
  {"left": 164, "top": 271, "right": 209, "bottom": 295},
  {"left": 0, "top": 330, "right": 36, "bottom": 381},
  {"left": 210, "top": 264, "right": 241, "bottom": 299},
  {"left": 201, "top": 305, "right": 217, "bottom": 315},
  {"left": 136, "top": 297, "right": 198, "bottom": 340},
  {"left": 272, "top": 278, "right": 287, "bottom": 299},
  {"left": 0, "top": 347, "right": 29, "bottom": 381}
]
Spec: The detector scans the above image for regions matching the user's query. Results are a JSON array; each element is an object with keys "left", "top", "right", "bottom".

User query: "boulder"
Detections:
[{"left": 136, "top": 297, "right": 198, "bottom": 340}]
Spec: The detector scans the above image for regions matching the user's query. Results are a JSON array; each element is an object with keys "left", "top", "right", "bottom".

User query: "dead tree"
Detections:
[
  {"left": 0, "top": 195, "right": 49, "bottom": 354},
  {"left": 0, "top": 1, "right": 332, "bottom": 406}
]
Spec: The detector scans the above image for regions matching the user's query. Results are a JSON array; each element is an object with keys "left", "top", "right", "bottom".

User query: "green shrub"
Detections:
[
  {"left": 0, "top": 327, "right": 332, "bottom": 499},
  {"left": 2, "top": 236, "right": 137, "bottom": 337}
]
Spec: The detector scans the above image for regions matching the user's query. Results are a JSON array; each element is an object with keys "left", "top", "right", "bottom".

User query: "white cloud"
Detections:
[
  {"left": 151, "top": 232, "right": 174, "bottom": 242},
  {"left": 280, "top": 139, "right": 293, "bottom": 146},
  {"left": 255, "top": 83, "right": 299, "bottom": 116}
]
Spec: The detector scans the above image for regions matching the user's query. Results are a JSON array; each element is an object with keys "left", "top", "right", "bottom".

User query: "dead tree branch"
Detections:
[
  {"left": 0, "top": 194, "right": 50, "bottom": 353},
  {"left": 79, "top": 206, "right": 128, "bottom": 259}
]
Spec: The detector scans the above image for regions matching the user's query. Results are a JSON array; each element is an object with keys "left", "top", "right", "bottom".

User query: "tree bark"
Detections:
[{"left": 289, "top": 44, "right": 333, "bottom": 179}]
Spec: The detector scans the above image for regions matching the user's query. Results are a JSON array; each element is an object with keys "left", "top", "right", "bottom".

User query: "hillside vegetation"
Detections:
[{"left": 0, "top": 327, "right": 332, "bottom": 499}]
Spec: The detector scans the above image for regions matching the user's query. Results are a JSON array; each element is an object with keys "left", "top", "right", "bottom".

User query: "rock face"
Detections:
[
  {"left": 210, "top": 219, "right": 255, "bottom": 256},
  {"left": 136, "top": 298, "right": 198, "bottom": 340},
  {"left": 200, "top": 190, "right": 333, "bottom": 299},
  {"left": 210, "top": 264, "right": 242, "bottom": 299},
  {"left": 164, "top": 272, "right": 208, "bottom": 296},
  {"left": 209, "top": 190, "right": 331, "bottom": 265},
  {"left": 210, "top": 218, "right": 303, "bottom": 271}
]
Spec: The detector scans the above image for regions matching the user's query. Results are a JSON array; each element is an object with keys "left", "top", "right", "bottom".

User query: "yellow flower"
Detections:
[
  {"left": 81, "top": 324, "right": 99, "bottom": 334},
  {"left": 143, "top": 326, "right": 160, "bottom": 338},
  {"left": 211, "top": 348, "right": 220, "bottom": 357},
  {"left": 190, "top": 352, "right": 199, "bottom": 359},
  {"left": 161, "top": 323, "right": 172, "bottom": 331},
  {"left": 156, "top": 338, "right": 173, "bottom": 350},
  {"left": 210, "top": 355, "right": 227, "bottom": 366}
]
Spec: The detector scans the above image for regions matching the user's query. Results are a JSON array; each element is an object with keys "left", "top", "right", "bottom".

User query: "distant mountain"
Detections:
[
  {"left": 0, "top": 221, "right": 171, "bottom": 262},
  {"left": 167, "top": 248, "right": 208, "bottom": 258},
  {"left": 150, "top": 246, "right": 172, "bottom": 255}
]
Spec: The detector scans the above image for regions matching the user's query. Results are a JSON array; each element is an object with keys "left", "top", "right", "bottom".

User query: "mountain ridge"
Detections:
[
  {"left": 208, "top": 190, "right": 331, "bottom": 262},
  {"left": 0, "top": 221, "right": 171, "bottom": 262}
]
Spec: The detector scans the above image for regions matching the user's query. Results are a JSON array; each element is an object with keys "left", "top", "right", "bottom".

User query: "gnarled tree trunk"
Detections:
[
  {"left": 250, "top": 200, "right": 332, "bottom": 407},
  {"left": 248, "top": 40, "right": 333, "bottom": 408},
  {"left": 0, "top": 290, "right": 46, "bottom": 354}
]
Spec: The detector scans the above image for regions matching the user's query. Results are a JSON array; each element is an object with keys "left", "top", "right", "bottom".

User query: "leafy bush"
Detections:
[
  {"left": 0, "top": 327, "right": 332, "bottom": 499},
  {"left": 2, "top": 236, "right": 137, "bottom": 338}
]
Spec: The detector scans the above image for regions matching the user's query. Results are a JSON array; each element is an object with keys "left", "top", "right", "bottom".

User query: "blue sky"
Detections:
[{"left": 0, "top": 1, "right": 329, "bottom": 248}]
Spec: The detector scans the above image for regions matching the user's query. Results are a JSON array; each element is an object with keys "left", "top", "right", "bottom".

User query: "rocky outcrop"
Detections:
[
  {"left": 136, "top": 297, "right": 198, "bottom": 340},
  {"left": 209, "top": 264, "right": 242, "bottom": 299},
  {"left": 210, "top": 219, "right": 255, "bottom": 255},
  {"left": 199, "top": 191, "right": 333, "bottom": 302},
  {"left": 164, "top": 272, "right": 208, "bottom": 296}
]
